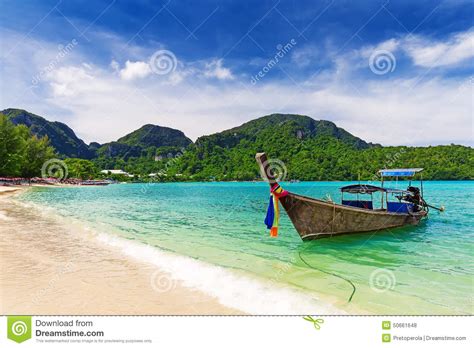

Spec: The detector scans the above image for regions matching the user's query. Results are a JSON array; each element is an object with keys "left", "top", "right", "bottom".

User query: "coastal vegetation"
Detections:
[
  {"left": 63, "top": 158, "right": 99, "bottom": 179},
  {"left": 0, "top": 114, "right": 55, "bottom": 177},
  {"left": 1, "top": 108, "right": 93, "bottom": 158},
  {"left": 1, "top": 109, "right": 472, "bottom": 181}
]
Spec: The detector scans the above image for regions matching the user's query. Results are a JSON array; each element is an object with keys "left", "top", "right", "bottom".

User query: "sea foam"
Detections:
[
  {"left": 95, "top": 232, "right": 345, "bottom": 314},
  {"left": 14, "top": 188, "right": 344, "bottom": 314}
]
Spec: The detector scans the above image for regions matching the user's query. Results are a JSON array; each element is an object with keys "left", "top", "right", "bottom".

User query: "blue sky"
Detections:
[{"left": 0, "top": 0, "right": 473, "bottom": 145}]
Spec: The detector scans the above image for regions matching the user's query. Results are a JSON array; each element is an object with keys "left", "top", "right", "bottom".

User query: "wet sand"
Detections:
[{"left": 0, "top": 186, "right": 240, "bottom": 314}]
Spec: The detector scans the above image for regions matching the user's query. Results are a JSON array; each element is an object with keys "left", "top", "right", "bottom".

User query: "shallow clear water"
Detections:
[{"left": 19, "top": 181, "right": 473, "bottom": 314}]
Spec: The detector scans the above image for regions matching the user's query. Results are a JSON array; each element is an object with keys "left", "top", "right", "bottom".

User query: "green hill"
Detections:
[
  {"left": 117, "top": 124, "right": 192, "bottom": 148},
  {"left": 1, "top": 109, "right": 472, "bottom": 180},
  {"left": 1, "top": 109, "right": 193, "bottom": 164},
  {"left": 95, "top": 124, "right": 192, "bottom": 162},
  {"left": 1, "top": 108, "right": 93, "bottom": 159},
  {"left": 167, "top": 114, "right": 473, "bottom": 181},
  {"left": 212, "top": 114, "right": 375, "bottom": 149}
]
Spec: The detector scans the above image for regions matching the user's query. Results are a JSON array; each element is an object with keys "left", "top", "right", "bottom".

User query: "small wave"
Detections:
[
  {"left": 95, "top": 232, "right": 345, "bottom": 314},
  {"left": 13, "top": 192, "right": 344, "bottom": 314}
]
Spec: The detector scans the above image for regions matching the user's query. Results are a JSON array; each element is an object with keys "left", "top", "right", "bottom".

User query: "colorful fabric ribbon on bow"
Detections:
[{"left": 264, "top": 183, "right": 288, "bottom": 237}]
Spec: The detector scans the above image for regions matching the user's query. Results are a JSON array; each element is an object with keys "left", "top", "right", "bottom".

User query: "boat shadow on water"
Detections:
[
  {"left": 294, "top": 220, "right": 430, "bottom": 262},
  {"left": 264, "top": 217, "right": 429, "bottom": 302},
  {"left": 287, "top": 222, "right": 434, "bottom": 303}
]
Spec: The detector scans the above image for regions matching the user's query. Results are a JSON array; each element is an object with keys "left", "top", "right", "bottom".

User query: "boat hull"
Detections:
[{"left": 280, "top": 193, "right": 427, "bottom": 240}]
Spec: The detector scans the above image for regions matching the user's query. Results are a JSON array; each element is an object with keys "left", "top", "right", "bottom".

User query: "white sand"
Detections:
[{"left": 0, "top": 188, "right": 241, "bottom": 314}]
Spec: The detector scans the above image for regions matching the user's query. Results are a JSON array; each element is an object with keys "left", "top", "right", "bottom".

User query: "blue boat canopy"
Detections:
[{"left": 378, "top": 168, "right": 423, "bottom": 177}]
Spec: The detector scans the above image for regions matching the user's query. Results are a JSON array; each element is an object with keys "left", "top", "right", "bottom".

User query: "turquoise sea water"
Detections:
[{"left": 19, "top": 181, "right": 473, "bottom": 314}]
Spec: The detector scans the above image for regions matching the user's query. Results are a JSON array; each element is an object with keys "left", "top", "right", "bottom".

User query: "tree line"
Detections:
[
  {"left": 1, "top": 113, "right": 472, "bottom": 181},
  {"left": 0, "top": 114, "right": 55, "bottom": 177}
]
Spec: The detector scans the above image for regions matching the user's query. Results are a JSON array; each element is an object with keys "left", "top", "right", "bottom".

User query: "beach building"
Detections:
[{"left": 100, "top": 169, "right": 134, "bottom": 177}]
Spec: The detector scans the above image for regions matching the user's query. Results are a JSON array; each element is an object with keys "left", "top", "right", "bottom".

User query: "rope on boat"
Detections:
[{"left": 298, "top": 251, "right": 356, "bottom": 303}]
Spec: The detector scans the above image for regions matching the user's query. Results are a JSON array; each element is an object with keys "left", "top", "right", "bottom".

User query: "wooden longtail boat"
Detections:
[{"left": 256, "top": 153, "right": 430, "bottom": 240}]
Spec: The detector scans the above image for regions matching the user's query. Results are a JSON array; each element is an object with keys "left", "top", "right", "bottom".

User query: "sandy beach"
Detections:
[{"left": 0, "top": 186, "right": 240, "bottom": 315}]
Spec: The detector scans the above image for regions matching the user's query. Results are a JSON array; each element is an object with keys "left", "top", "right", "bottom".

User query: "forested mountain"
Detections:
[
  {"left": 117, "top": 124, "right": 192, "bottom": 148},
  {"left": 207, "top": 114, "right": 376, "bottom": 149},
  {"left": 93, "top": 124, "right": 192, "bottom": 170},
  {"left": 1, "top": 109, "right": 472, "bottom": 180},
  {"left": 167, "top": 114, "right": 473, "bottom": 180},
  {"left": 1, "top": 108, "right": 93, "bottom": 159}
]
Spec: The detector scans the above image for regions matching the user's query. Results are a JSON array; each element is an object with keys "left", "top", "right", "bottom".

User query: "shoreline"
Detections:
[
  {"left": 1, "top": 185, "right": 349, "bottom": 315},
  {"left": 4, "top": 184, "right": 463, "bottom": 315},
  {"left": 0, "top": 186, "right": 241, "bottom": 315},
  {"left": 0, "top": 186, "right": 26, "bottom": 195}
]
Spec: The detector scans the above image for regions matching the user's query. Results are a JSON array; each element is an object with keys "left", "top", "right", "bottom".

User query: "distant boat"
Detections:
[{"left": 256, "top": 153, "right": 441, "bottom": 240}]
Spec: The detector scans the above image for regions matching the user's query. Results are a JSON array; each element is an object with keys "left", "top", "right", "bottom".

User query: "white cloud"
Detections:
[
  {"left": 39, "top": 63, "right": 474, "bottom": 146},
  {"left": 291, "top": 45, "right": 320, "bottom": 67},
  {"left": 0, "top": 29, "right": 472, "bottom": 146},
  {"left": 358, "top": 28, "right": 474, "bottom": 69},
  {"left": 306, "top": 78, "right": 472, "bottom": 146},
  {"left": 119, "top": 60, "right": 152, "bottom": 80},
  {"left": 110, "top": 59, "right": 120, "bottom": 72},
  {"left": 404, "top": 29, "right": 474, "bottom": 68},
  {"left": 113, "top": 57, "right": 233, "bottom": 83},
  {"left": 49, "top": 66, "right": 95, "bottom": 97},
  {"left": 359, "top": 38, "right": 400, "bottom": 59},
  {"left": 204, "top": 59, "right": 234, "bottom": 80}
]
